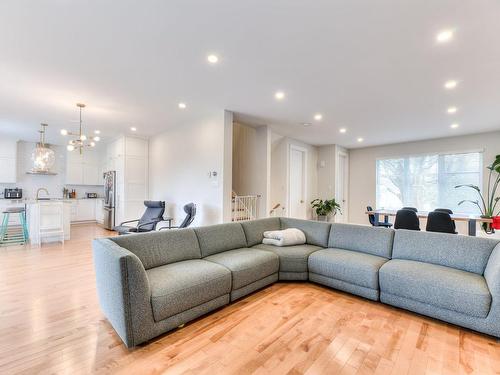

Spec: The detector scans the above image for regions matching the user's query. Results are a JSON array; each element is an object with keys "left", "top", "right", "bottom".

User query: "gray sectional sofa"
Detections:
[{"left": 92, "top": 217, "right": 500, "bottom": 348}]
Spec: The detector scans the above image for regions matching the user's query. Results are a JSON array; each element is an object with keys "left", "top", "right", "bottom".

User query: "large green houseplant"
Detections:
[
  {"left": 455, "top": 154, "right": 500, "bottom": 234},
  {"left": 311, "top": 198, "right": 342, "bottom": 222}
]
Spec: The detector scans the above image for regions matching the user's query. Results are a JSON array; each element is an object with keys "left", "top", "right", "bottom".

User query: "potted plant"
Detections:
[
  {"left": 311, "top": 198, "right": 342, "bottom": 222},
  {"left": 455, "top": 154, "right": 500, "bottom": 234}
]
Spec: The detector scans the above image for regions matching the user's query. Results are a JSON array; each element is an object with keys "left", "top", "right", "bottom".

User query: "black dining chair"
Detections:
[
  {"left": 402, "top": 206, "right": 418, "bottom": 213},
  {"left": 367, "top": 206, "right": 393, "bottom": 228},
  {"left": 114, "top": 201, "right": 165, "bottom": 235},
  {"left": 426, "top": 211, "right": 457, "bottom": 234},
  {"left": 434, "top": 208, "right": 456, "bottom": 232},
  {"left": 159, "top": 203, "right": 196, "bottom": 230},
  {"left": 394, "top": 209, "right": 420, "bottom": 231}
]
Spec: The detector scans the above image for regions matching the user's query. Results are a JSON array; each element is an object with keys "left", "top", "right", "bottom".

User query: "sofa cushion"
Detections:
[
  {"left": 204, "top": 248, "right": 279, "bottom": 290},
  {"left": 280, "top": 217, "right": 331, "bottom": 247},
  {"left": 379, "top": 259, "right": 492, "bottom": 318},
  {"left": 241, "top": 218, "right": 281, "bottom": 247},
  {"left": 328, "top": 223, "right": 394, "bottom": 258},
  {"left": 392, "top": 230, "right": 499, "bottom": 274},
  {"left": 253, "top": 243, "right": 322, "bottom": 273},
  {"left": 146, "top": 259, "right": 231, "bottom": 322},
  {"left": 194, "top": 223, "right": 247, "bottom": 257},
  {"left": 308, "top": 248, "right": 388, "bottom": 290},
  {"left": 111, "top": 229, "right": 201, "bottom": 270}
]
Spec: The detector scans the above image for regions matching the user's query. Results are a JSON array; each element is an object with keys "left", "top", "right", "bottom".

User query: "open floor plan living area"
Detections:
[{"left": 1, "top": 1, "right": 500, "bottom": 374}]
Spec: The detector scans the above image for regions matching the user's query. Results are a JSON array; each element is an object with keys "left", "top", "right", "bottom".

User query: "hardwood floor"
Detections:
[{"left": 0, "top": 224, "right": 499, "bottom": 374}]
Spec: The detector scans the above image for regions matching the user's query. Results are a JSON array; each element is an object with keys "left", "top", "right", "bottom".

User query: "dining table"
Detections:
[{"left": 365, "top": 209, "right": 493, "bottom": 236}]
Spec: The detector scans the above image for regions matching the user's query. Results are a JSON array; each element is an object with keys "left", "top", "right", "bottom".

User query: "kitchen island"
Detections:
[{"left": 26, "top": 200, "right": 72, "bottom": 245}]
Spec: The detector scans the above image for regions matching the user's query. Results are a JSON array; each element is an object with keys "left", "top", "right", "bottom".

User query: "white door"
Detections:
[
  {"left": 289, "top": 146, "right": 307, "bottom": 219},
  {"left": 336, "top": 151, "right": 349, "bottom": 223}
]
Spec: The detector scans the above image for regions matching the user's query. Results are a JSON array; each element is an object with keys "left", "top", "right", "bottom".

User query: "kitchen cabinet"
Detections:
[
  {"left": 0, "top": 139, "right": 17, "bottom": 183},
  {"left": 95, "top": 199, "right": 104, "bottom": 224},
  {"left": 66, "top": 149, "right": 104, "bottom": 186},
  {"left": 69, "top": 199, "right": 104, "bottom": 223}
]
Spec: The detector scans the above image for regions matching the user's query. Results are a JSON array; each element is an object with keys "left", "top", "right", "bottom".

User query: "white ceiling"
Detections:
[{"left": 1, "top": 0, "right": 499, "bottom": 148}]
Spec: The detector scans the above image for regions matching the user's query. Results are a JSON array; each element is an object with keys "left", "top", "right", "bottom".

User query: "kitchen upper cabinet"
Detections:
[
  {"left": 66, "top": 162, "right": 83, "bottom": 185},
  {"left": 65, "top": 149, "right": 104, "bottom": 186},
  {"left": 0, "top": 139, "right": 17, "bottom": 183}
]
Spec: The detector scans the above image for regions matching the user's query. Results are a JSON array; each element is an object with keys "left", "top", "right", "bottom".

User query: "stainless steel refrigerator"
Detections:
[{"left": 102, "top": 171, "right": 116, "bottom": 230}]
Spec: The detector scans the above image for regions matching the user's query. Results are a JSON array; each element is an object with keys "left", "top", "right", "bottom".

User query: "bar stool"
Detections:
[{"left": 0, "top": 207, "right": 29, "bottom": 246}]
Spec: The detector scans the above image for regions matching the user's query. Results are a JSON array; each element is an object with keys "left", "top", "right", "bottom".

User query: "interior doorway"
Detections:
[
  {"left": 335, "top": 150, "right": 349, "bottom": 222},
  {"left": 288, "top": 145, "right": 307, "bottom": 219}
]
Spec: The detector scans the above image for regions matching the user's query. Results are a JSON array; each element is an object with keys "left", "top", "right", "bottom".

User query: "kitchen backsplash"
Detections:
[{"left": 0, "top": 141, "right": 104, "bottom": 199}]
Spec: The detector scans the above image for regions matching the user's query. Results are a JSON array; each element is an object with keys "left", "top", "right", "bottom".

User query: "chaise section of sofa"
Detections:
[
  {"left": 92, "top": 229, "right": 232, "bottom": 348},
  {"left": 380, "top": 230, "right": 500, "bottom": 338},
  {"left": 309, "top": 223, "right": 395, "bottom": 300}
]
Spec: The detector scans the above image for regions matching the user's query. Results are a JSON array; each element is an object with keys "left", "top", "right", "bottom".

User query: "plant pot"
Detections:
[
  {"left": 481, "top": 216, "right": 495, "bottom": 234},
  {"left": 493, "top": 216, "right": 500, "bottom": 230},
  {"left": 317, "top": 215, "right": 329, "bottom": 222}
]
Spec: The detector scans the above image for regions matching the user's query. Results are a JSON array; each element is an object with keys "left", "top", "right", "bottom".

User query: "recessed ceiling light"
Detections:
[
  {"left": 314, "top": 114, "right": 323, "bottom": 121},
  {"left": 60, "top": 129, "right": 68, "bottom": 136},
  {"left": 444, "top": 80, "right": 458, "bottom": 89},
  {"left": 275, "top": 91, "right": 285, "bottom": 100},
  {"left": 357, "top": 137, "right": 364, "bottom": 143},
  {"left": 94, "top": 130, "right": 100, "bottom": 134},
  {"left": 450, "top": 123, "right": 459, "bottom": 129},
  {"left": 94, "top": 136, "right": 100, "bottom": 142},
  {"left": 67, "top": 145, "right": 75, "bottom": 151},
  {"left": 207, "top": 54, "right": 219, "bottom": 64},
  {"left": 339, "top": 128, "right": 347, "bottom": 134},
  {"left": 447, "top": 107, "right": 458, "bottom": 114},
  {"left": 178, "top": 102, "right": 187, "bottom": 109},
  {"left": 436, "top": 29, "right": 454, "bottom": 43},
  {"left": 90, "top": 142, "right": 96, "bottom": 147},
  {"left": 302, "top": 123, "right": 311, "bottom": 127},
  {"left": 130, "top": 127, "right": 137, "bottom": 131}
]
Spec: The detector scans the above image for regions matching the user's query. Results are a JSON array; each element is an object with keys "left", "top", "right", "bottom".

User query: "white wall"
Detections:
[
  {"left": 270, "top": 133, "right": 318, "bottom": 219},
  {"left": 149, "top": 111, "right": 228, "bottom": 226},
  {"left": 349, "top": 131, "right": 500, "bottom": 232},
  {"left": 232, "top": 122, "right": 271, "bottom": 218}
]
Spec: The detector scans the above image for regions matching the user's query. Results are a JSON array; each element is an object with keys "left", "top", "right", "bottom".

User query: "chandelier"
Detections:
[
  {"left": 31, "top": 123, "right": 55, "bottom": 173},
  {"left": 61, "top": 103, "right": 100, "bottom": 153}
]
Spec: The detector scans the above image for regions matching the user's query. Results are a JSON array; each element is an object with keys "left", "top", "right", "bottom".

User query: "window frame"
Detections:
[{"left": 375, "top": 149, "right": 484, "bottom": 212}]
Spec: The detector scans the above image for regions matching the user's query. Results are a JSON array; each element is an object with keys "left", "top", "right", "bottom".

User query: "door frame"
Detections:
[
  {"left": 287, "top": 144, "right": 308, "bottom": 219},
  {"left": 335, "top": 149, "right": 349, "bottom": 222}
]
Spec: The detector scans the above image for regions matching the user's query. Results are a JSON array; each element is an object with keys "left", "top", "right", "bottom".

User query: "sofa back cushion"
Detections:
[
  {"left": 241, "top": 217, "right": 281, "bottom": 247},
  {"left": 194, "top": 223, "right": 247, "bottom": 257},
  {"left": 328, "top": 223, "right": 394, "bottom": 258},
  {"left": 110, "top": 229, "right": 201, "bottom": 270},
  {"left": 280, "top": 218, "right": 331, "bottom": 248},
  {"left": 392, "top": 229, "right": 499, "bottom": 274}
]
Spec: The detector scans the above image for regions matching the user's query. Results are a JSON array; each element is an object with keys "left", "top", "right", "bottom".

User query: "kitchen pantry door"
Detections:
[{"left": 288, "top": 145, "right": 307, "bottom": 219}]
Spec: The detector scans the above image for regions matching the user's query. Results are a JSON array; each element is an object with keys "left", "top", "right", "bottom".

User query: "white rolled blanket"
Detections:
[{"left": 262, "top": 228, "right": 306, "bottom": 246}]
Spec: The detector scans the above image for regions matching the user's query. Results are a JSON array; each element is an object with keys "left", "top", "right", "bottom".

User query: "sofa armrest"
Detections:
[
  {"left": 485, "top": 242, "right": 500, "bottom": 298},
  {"left": 92, "top": 238, "right": 151, "bottom": 348}
]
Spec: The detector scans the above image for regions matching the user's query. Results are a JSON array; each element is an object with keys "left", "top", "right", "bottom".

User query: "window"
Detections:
[{"left": 376, "top": 152, "right": 482, "bottom": 214}]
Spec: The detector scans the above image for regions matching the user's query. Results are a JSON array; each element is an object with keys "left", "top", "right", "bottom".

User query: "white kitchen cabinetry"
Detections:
[
  {"left": 0, "top": 139, "right": 17, "bottom": 183},
  {"left": 66, "top": 149, "right": 104, "bottom": 186},
  {"left": 106, "top": 136, "right": 148, "bottom": 225},
  {"left": 69, "top": 199, "right": 104, "bottom": 223},
  {"left": 95, "top": 198, "right": 104, "bottom": 224}
]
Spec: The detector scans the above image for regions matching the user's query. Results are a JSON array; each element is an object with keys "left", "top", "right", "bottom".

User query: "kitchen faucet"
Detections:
[{"left": 36, "top": 188, "right": 50, "bottom": 200}]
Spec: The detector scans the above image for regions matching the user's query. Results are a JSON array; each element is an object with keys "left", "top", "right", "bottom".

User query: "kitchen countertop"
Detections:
[{"left": 0, "top": 197, "right": 104, "bottom": 204}]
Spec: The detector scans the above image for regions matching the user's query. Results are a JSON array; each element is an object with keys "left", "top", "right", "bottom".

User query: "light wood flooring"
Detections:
[{"left": 0, "top": 224, "right": 499, "bottom": 375}]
